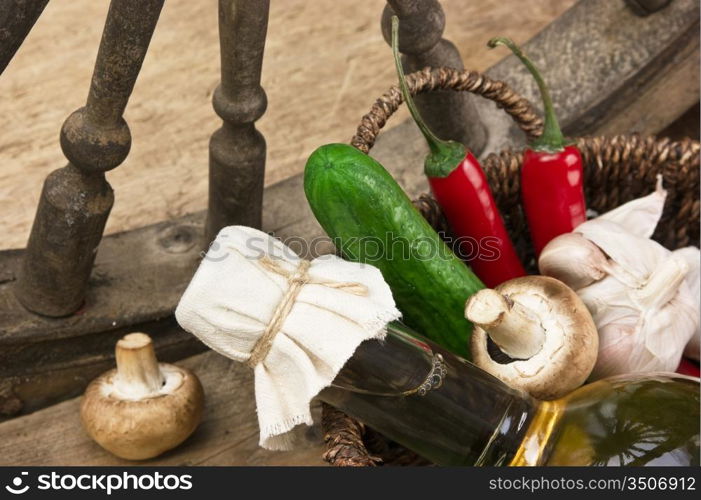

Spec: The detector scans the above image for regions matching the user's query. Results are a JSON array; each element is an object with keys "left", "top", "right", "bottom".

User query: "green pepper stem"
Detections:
[
  {"left": 488, "top": 36, "right": 565, "bottom": 153},
  {"left": 392, "top": 16, "right": 465, "bottom": 177}
]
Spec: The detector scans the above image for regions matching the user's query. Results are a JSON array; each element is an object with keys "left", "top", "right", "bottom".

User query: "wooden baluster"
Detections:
[
  {"left": 625, "top": 0, "right": 673, "bottom": 16},
  {"left": 205, "top": 0, "right": 269, "bottom": 243},
  {"left": 381, "top": 0, "right": 487, "bottom": 154},
  {"left": 14, "top": 0, "right": 165, "bottom": 317},
  {"left": 0, "top": 0, "right": 50, "bottom": 74}
]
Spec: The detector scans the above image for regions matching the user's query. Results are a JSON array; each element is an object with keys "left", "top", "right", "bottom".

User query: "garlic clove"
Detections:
[
  {"left": 538, "top": 233, "right": 609, "bottom": 290},
  {"left": 640, "top": 293, "right": 697, "bottom": 366},
  {"left": 577, "top": 275, "right": 635, "bottom": 326},
  {"left": 589, "top": 322, "right": 641, "bottom": 380},
  {"left": 674, "top": 246, "right": 700, "bottom": 362},
  {"left": 629, "top": 255, "right": 696, "bottom": 364},
  {"left": 631, "top": 255, "right": 689, "bottom": 312},
  {"left": 599, "top": 174, "right": 667, "bottom": 239},
  {"left": 575, "top": 218, "right": 668, "bottom": 284}
]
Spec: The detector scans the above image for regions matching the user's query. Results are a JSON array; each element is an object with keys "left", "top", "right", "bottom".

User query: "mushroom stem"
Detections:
[
  {"left": 465, "top": 289, "right": 545, "bottom": 359},
  {"left": 114, "top": 333, "right": 164, "bottom": 399}
]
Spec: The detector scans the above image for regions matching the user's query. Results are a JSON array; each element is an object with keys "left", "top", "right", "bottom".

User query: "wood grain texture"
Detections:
[
  {"left": 0, "top": 348, "right": 327, "bottom": 466},
  {"left": 503, "top": 0, "right": 699, "bottom": 135},
  {"left": 1, "top": 0, "right": 698, "bottom": 466},
  {"left": 0, "top": 0, "right": 50, "bottom": 73},
  {"left": 0, "top": 127, "right": 429, "bottom": 418},
  {"left": 0, "top": 0, "right": 576, "bottom": 251},
  {"left": 1, "top": 0, "right": 699, "bottom": 420},
  {"left": 474, "top": 0, "right": 700, "bottom": 155}
]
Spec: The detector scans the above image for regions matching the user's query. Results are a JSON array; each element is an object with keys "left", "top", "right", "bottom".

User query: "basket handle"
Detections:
[{"left": 351, "top": 66, "right": 544, "bottom": 154}]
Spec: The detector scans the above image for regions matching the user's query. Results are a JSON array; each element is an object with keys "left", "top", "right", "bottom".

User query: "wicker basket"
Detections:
[{"left": 320, "top": 66, "right": 701, "bottom": 467}]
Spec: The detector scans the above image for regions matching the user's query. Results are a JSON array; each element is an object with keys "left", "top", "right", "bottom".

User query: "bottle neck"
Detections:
[{"left": 318, "top": 323, "right": 539, "bottom": 465}]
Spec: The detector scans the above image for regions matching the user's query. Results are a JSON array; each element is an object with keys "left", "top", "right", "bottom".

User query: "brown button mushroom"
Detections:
[
  {"left": 465, "top": 276, "right": 598, "bottom": 400},
  {"left": 80, "top": 333, "right": 204, "bottom": 460}
]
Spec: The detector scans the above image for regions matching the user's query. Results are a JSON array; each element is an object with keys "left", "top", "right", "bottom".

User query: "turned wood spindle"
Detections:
[
  {"left": 381, "top": 0, "right": 487, "bottom": 155},
  {"left": 0, "top": 0, "right": 50, "bottom": 75},
  {"left": 205, "top": 0, "right": 269, "bottom": 243},
  {"left": 625, "top": 0, "right": 673, "bottom": 16},
  {"left": 15, "top": 0, "right": 165, "bottom": 317}
]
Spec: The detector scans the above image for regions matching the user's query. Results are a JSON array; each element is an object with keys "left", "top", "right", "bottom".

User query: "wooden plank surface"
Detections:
[
  {"left": 0, "top": 348, "right": 327, "bottom": 466},
  {"left": 4, "top": 0, "right": 698, "bottom": 347},
  {"left": 1, "top": 0, "right": 699, "bottom": 466},
  {"left": 3, "top": 0, "right": 700, "bottom": 413},
  {"left": 0, "top": 124, "right": 430, "bottom": 418},
  {"left": 0, "top": 0, "right": 576, "bottom": 251}
]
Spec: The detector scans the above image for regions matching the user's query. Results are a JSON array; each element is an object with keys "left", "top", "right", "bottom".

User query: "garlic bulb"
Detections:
[
  {"left": 538, "top": 233, "right": 608, "bottom": 290},
  {"left": 538, "top": 177, "right": 700, "bottom": 379},
  {"left": 675, "top": 246, "right": 700, "bottom": 361},
  {"left": 596, "top": 175, "right": 667, "bottom": 239}
]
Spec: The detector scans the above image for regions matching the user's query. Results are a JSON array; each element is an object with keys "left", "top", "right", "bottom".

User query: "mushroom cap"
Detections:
[
  {"left": 470, "top": 276, "right": 598, "bottom": 400},
  {"left": 80, "top": 363, "right": 204, "bottom": 460}
]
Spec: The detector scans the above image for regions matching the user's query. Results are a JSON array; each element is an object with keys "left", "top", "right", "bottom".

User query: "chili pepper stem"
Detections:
[
  {"left": 392, "top": 16, "right": 465, "bottom": 177},
  {"left": 488, "top": 36, "right": 567, "bottom": 153}
]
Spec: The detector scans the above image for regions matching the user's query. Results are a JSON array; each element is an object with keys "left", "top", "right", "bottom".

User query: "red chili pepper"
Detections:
[
  {"left": 392, "top": 18, "right": 525, "bottom": 287},
  {"left": 489, "top": 37, "right": 587, "bottom": 257}
]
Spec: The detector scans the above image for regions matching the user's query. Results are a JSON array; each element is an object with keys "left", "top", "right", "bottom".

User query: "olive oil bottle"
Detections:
[{"left": 319, "top": 323, "right": 700, "bottom": 466}]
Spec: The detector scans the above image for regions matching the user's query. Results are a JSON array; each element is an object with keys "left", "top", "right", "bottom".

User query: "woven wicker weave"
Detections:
[{"left": 321, "top": 67, "right": 700, "bottom": 466}]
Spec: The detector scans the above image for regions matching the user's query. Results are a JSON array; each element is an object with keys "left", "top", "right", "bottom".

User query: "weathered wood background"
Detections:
[
  {"left": 0, "top": 348, "right": 327, "bottom": 465},
  {"left": 0, "top": 0, "right": 579, "bottom": 465},
  {"left": 0, "top": 0, "right": 576, "bottom": 251},
  {"left": 0, "top": 0, "right": 698, "bottom": 466}
]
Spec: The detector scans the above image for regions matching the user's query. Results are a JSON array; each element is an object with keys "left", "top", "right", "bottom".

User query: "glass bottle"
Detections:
[{"left": 318, "top": 323, "right": 700, "bottom": 466}]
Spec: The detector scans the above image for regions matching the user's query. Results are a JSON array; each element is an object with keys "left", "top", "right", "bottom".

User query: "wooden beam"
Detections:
[
  {"left": 0, "top": 138, "right": 428, "bottom": 417},
  {"left": 0, "top": 346, "right": 326, "bottom": 466},
  {"left": 476, "top": 0, "right": 700, "bottom": 154},
  {"left": 0, "top": 318, "right": 207, "bottom": 417}
]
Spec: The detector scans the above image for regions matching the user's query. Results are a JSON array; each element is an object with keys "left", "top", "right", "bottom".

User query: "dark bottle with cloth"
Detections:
[{"left": 176, "top": 226, "right": 700, "bottom": 466}]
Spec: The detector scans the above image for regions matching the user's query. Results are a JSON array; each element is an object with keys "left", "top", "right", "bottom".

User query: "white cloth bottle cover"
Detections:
[{"left": 176, "top": 226, "right": 401, "bottom": 450}]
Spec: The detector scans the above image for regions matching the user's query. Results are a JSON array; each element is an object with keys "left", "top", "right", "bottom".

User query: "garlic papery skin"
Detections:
[
  {"left": 631, "top": 255, "right": 689, "bottom": 313},
  {"left": 537, "top": 180, "right": 700, "bottom": 379},
  {"left": 538, "top": 177, "right": 667, "bottom": 292},
  {"left": 582, "top": 254, "right": 696, "bottom": 379},
  {"left": 675, "top": 246, "right": 701, "bottom": 361},
  {"left": 599, "top": 175, "right": 667, "bottom": 239},
  {"left": 538, "top": 233, "right": 609, "bottom": 290}
]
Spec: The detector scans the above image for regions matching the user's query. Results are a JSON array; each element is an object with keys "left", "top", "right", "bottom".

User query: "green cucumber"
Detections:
[{"left": 304, "top": 143, "right": 484, "bottom": 358}]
